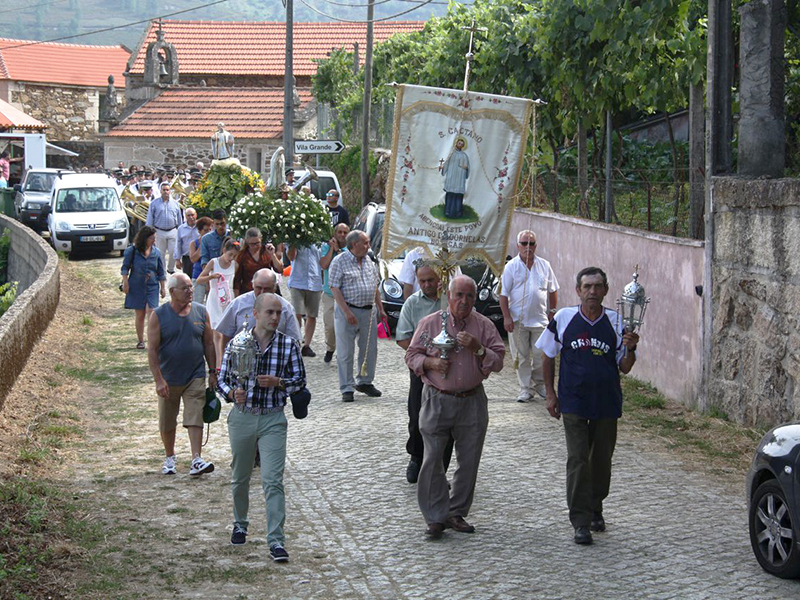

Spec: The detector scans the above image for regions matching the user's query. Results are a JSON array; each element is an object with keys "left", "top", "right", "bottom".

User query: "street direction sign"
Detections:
[{"left": 294, "top": 140, "right": 345, "bottom": 155}]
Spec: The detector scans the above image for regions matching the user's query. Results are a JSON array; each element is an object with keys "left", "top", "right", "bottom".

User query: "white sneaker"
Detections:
[
  {"left": 189, "top": 456, "right": 215, "bottom": 477},
  {"left": 162, "top": 455, "right": 177, "bottom": 475},
  {"left": 517, "top": 391, "right": 533, "bottom": 403},
  {"left": 535, "top": 385, "right": 547, "bottom": 399}
]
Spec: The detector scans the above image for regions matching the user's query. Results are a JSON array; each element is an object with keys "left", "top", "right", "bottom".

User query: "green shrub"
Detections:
[
  {"left": 0, "top": 281, "right": 17, "bottom": 318},
  {"left": 0, "top": 229, "right": 9, "bottom": 284}
]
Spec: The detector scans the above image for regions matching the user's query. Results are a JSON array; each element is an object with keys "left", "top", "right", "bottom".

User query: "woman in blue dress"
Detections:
[{"left": 121, "top": 225, "right": 166, "bottom": 349}]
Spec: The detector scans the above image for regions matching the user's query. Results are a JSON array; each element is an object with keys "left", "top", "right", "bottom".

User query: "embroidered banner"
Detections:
[{"left": 382, "top": 84, "right": 533, "bottom": 275}]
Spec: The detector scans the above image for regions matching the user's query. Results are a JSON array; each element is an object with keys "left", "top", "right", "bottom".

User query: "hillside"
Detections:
[{"left": 8, "top": 0, "right": 454, "bottom": 49}]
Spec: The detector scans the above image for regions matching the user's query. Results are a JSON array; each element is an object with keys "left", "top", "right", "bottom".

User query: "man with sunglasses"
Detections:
[
  {"left": 325, "top": 190, "right": 349, "bottom": 227},
  {"left": 500, "top": 230, "right": 559, "bottom": 403}
]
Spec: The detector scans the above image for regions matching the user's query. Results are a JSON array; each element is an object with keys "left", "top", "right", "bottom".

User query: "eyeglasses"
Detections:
[
  {"left": 326, "top": 193, "right": 338, "bottom": 198},
  {"left": 175, "top": 286, "right": 193, "bottom": 292},
  {"left": 518, "top": 240, "right": 536, "bottom": 247}
]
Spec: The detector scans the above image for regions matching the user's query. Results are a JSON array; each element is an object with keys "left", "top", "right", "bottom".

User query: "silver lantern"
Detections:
[
  {"left": 616, "top": 265, "right": 650, "bottom": 356},
  {"left": 430, "top": 310, "right": 457, "bottom": 378},
  {"left": 228, "top": 327, "right": 258, "bottom": 392}
]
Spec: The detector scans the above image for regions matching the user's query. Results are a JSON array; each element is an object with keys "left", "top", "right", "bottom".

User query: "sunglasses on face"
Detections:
[{"left": 519, "top": 241, "right": 536, "bottom": 247}]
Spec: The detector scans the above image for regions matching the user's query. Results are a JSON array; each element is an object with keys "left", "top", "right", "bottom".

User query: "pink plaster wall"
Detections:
[{"left": 509, "top": 209, "right": 705, "bottom": 406}]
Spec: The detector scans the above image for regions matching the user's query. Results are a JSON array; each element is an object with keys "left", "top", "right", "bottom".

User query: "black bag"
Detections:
[{"left": 290, "top": 387, "right": 311, "bottom": 420}]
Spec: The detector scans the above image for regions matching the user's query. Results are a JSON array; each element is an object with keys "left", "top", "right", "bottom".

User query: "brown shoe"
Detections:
[
  {"left": 425, "top": 522, "right": 445, "bottom": 537},
  {"left": 445, "top": 515, "right": 475, "bottom": 533}
]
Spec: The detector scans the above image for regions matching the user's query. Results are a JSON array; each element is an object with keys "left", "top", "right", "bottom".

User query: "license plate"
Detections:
[{"left": 80, "top": 235, "right": 105, "bottom": 242}]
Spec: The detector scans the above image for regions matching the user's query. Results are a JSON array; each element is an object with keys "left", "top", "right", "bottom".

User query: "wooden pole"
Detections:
[{"left": 360, "top": 0, "right": 375, "bottom": 208}]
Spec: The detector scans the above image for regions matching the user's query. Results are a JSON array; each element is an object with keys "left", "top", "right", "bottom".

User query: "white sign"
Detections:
[
  {"left": 294, "top": 140, "right": 345, "bottom": 155},
  {"left": 383, "top": 84, "right": 533, "bottom": 276}
]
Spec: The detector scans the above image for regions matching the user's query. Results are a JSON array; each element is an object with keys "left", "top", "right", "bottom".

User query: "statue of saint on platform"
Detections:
[
  {"left": 268, "top": 147, "right": 286, "bottom": 189},
  {"left": 211, "top": 123, "right": 235, "bottom": 160},
  {"left": 101, "top": 75, "right": 120, "bottom": 122}
]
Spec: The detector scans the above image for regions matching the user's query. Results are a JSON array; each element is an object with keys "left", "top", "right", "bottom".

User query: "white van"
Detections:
[
  {"left": 43, "top": 173, "right": 129, "bottom": 255},
  {"left": 291, "top": 169, "right": 342, "bottom": 204}
]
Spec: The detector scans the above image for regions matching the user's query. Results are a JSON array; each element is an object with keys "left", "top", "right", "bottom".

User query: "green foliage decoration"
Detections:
[{"left": 186, "top": 160, "right": 265, "bottom": 215}]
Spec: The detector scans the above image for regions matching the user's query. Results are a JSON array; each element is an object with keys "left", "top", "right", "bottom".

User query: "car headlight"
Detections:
[
  {"left": 55, "top": 220, "right": 71, "bottom": 233},
  {"left": 113, "top": 218, "right": 128, "bottom": 230},
  {"left": 382, "top": 278, "right": 403, "bottom": 299},
  {"left": 478, "top": 288, "right": 490, "bottom": 302},
  {"left": 25, "top": 202, "right": 41, "bottom": 210}
]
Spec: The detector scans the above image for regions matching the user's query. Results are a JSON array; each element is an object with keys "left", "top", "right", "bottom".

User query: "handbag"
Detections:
[
  {"left": 203, "top": 386, "right": 221, "bottom": 423},
  {"left": 377, "top": 318, "right": 391, "bottom": 339}
]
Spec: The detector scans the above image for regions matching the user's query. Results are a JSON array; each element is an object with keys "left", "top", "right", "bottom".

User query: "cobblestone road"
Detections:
[
  {"left": 74, "top": 259, "right": 799, "bottom": 599},
  {"left": 205, "top": 304, "right": 798, "bottom": 600}
]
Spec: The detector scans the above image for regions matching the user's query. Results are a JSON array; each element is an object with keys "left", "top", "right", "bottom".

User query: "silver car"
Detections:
[{"left": 14, "top": 168, "right": 74, "bottom": 231}]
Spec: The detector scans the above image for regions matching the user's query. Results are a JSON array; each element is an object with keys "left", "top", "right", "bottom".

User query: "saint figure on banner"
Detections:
[{"left": 440, "top": 136, "right": 470, "bottom": 219}]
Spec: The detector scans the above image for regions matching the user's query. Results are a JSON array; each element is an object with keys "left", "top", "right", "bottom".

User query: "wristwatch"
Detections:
[
  {"left": 277, "top": 378, "right": 286, "bottom": 390},
  {"left": 474, "top": 345, "right": 485, "bottom": 357}
]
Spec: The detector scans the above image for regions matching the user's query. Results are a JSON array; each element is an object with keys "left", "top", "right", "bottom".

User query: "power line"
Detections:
[
  {"left": 0, "top": 0, "right": 66, "bottom": 16},
  {"left": 297, "top": 0, "right": 436, "bottom": 23},
  {"left": 1, "top": 0, "right": 231, "bottom": 50}
]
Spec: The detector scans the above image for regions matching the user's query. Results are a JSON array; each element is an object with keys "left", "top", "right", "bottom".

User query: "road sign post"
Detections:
[{"left": 294, "top": 140, "right": 345, "bottom": 155}]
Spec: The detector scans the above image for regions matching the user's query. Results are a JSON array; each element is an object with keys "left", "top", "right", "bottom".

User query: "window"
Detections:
[{"left": 56, "top": 188, "right": 121, "bottom": 213}]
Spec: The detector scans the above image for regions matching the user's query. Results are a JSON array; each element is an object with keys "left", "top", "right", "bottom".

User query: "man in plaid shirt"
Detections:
[
  {"left": 329, "top": 230, "right": 387, "bottom": 402},
  {"left": 218, "top": 293, "right": 306, "bottom": 562}
]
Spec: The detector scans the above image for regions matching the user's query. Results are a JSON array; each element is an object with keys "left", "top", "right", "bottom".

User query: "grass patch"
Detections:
[
  {"left": 18, "top": 442, "right": 51, "bottom": 465},
  {"left": 82, "top": 314, "right": 94, "bottom": 326},
  {"left": 621, "top": 376, "right": 768, "bottom": 477}
]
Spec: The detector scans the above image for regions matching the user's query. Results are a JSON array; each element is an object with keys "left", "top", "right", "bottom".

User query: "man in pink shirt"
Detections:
[{"left": 405, "top": 275, "right": 505, "bottom": 537}]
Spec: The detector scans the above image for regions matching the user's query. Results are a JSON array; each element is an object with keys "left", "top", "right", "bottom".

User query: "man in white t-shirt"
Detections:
[{"left": 500, "top": 230, "right": 559, "bottom": 402}]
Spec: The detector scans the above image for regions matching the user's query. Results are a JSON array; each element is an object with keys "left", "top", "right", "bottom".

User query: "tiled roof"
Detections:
[
  {"left": 0, "top": 98, "right": 46, "bottom": 130},
  {"left": 104, "top": 87, "right": 312, "bottom": 139},
  {"left": 0, "top": 38, "right": 129, "bottom": 88},
  {"left": 128, "top": 20, "right": 424, "bottom": 77}
]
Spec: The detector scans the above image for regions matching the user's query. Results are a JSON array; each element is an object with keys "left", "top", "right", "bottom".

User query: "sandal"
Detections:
[{"left": 136, "top": 341, "right": 145, "bottom": 350}]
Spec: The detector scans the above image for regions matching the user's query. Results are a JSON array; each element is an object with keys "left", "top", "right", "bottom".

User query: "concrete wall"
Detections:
[
  {"left": 0, "top": 215, "right": 60, "bottom": 412},
  {"left": 509, "top": 209, "right": 705, "bottom": 407},
  {"left": 710, "top": 178, "right": 800, "bottom": 425}
]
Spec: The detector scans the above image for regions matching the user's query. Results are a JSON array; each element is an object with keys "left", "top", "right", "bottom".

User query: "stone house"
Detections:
[
  {"left": 123, "top": 19, "right": 425, "bottom": 105},
  {"left": 104, "top": 19, "right": 424, "bottom": 172},
  {"left": 0, "top": 38, "right": 130, "bottom": 142},
  {"left": 104, "top": 87, "right": 314, "bottom": 175}
]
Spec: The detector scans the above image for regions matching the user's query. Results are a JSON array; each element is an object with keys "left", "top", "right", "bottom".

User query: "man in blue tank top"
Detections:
[
  {"left": 148, "top": 272, "right": 217, "bottom": 477},
  {"left": 536, "top": 267, "right": 641, "bottom": 546}
]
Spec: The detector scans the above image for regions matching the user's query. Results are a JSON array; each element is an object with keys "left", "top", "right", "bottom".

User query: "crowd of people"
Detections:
[{"left": 122, "top": 183, "right": 643, "bottom": 560}]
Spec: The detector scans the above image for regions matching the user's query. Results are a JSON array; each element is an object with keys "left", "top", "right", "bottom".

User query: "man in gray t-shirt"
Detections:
[{"left": 148, "top": 272, "right": 217, "bottom": 477}]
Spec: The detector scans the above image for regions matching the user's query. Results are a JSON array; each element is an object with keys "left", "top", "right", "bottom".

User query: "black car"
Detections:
[
  {"left": 352, "top": 202, "right": 505, "bottom": 333},
  {"left": 746, "top": 422, "right": 800, "bottom": 578}
]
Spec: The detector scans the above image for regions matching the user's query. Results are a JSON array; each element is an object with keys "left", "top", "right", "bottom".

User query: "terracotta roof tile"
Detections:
[
  {"left": 128, "top": 20, "right": 424, "bottom": 77},
  {"left": 0, "top": 38, "right": 129, "bottom": 88},
  {"left": 104, "top": 87, "right": 312, "bottom": 139},
  {"left": 0, "top": 98, "right": 46, "bottom": 130}
]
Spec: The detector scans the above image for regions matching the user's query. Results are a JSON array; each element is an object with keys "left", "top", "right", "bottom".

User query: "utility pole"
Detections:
[
  {"left": 283, "top": 0, "right": 294, "bottom": 168},
  {"left": 604, "top": 110, "right": 613, "bottom": 223},
  {"left": 360, "top": 0, "right": 374, "bottom": 208}
]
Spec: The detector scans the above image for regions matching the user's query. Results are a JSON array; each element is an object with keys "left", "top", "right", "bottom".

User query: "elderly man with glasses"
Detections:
[{"left": 499, "top": 229, "right": 559, "bottom": 403}]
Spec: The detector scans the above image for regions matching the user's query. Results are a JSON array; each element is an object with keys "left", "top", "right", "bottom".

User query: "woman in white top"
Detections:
[{"left": 197, "top": 236, "right": 239, "bottom": 367}]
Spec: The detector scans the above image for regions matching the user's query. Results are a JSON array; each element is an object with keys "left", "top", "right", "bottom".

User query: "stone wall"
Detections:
[
  {"left": 710, "top": 177, "right": 800, "bottom": 425},
  {"left": 9, "top": 82, "right": 110, "bottom": 141},
  {"left": 509, "top": 209, "right": 705, "bottom": 408},
  {"left": 0, "top": 215, "right": 60, "bottom": 412},
  {"left": 47, "top": 141, "right": 105, "bottom": 170},
  {"left": 103, "top": 138, "right": 283, "bottom": 175}
]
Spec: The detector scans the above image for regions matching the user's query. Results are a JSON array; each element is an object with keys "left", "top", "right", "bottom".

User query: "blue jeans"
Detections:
[{"left": 227, "top": 407, "right": 287, "bottom": 546}]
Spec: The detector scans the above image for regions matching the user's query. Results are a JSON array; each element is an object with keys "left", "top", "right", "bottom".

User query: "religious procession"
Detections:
[
  {"left": 111, "top": 57, "right": 650, "bottom": 565},
  {"left": 3, "top": 1, "right": 799, "bottom": 598}
]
